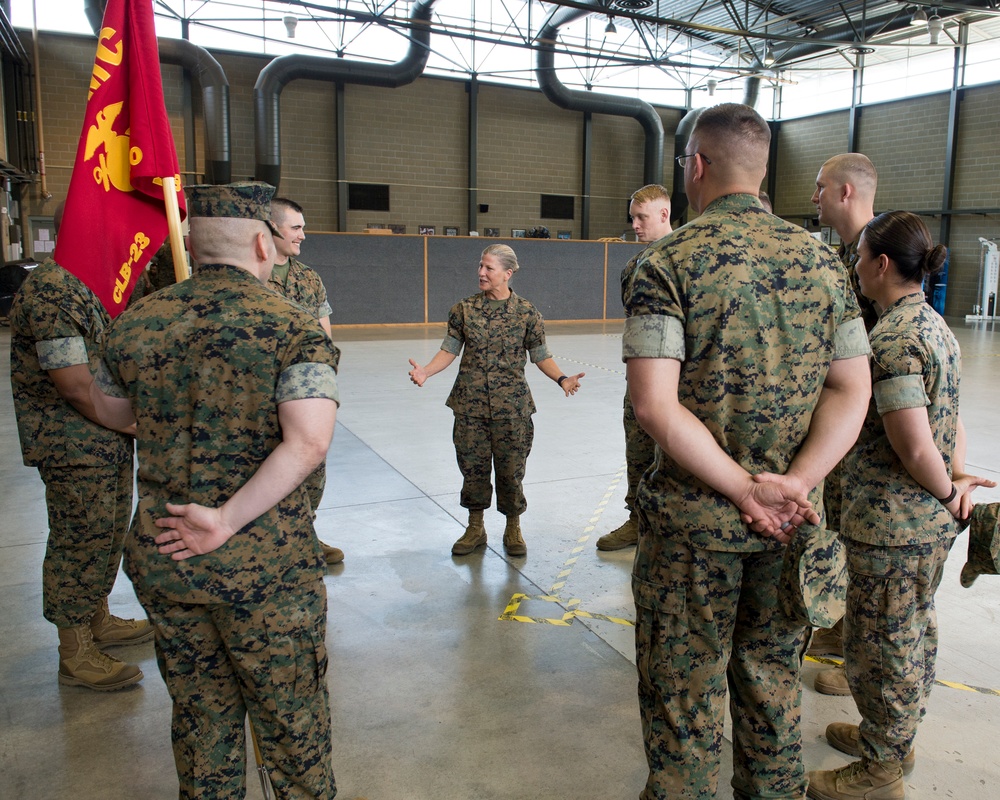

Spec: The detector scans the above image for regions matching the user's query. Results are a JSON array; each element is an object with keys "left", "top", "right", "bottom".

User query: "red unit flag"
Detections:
[{"left": 54, "top": 0, "right": 185, "bottom": 316}]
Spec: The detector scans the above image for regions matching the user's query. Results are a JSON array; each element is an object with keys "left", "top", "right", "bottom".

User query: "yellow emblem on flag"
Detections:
[{"left": 85, "top": 101, "right": 143, "bottom": 193}]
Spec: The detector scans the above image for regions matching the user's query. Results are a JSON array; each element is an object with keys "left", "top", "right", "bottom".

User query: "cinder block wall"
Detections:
[
  {"left": 20, "top": 29, "right": 1000, "bottom": 318},
  {"left": 950, "top": 86, "right": 1000, "bottom": 317},
  {"left": 477, "top": 84, "right": 582, "bottom": 238},
  {"left": 858, "top": 94, "right": 950, "bottom": 212},
  {"left": 773, "top": 110, "right": 850, "bottom": 219},
  {"left": 345, "top": 78, "right": 467, "bottom": 235}
]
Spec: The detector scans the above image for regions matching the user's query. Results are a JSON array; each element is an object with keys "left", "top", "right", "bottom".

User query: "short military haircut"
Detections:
[
  {"left": 630, "top": 184, "right": 671, "bottom": 206},
  {"left": 189, "top": 217, "right": 268, "bottom": 263},
  {"left": 822, "top": 153, "right": 878, "bottom": 198},
  {"left": 690, "top": 102, "right": 770, "bottom": 174},
  {"left": 271, "top": 196, "right": 304, "bottom": 223}
]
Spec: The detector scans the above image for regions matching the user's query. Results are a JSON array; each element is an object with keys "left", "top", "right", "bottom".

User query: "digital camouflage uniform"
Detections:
[
  {"left": 267, "top": 256, "right": 334, "bottom": 516},
  {"left": 622, "top": 193, "right": 868, "bottom": 800},
  {"left": 441, "top": 291, "right": 552, "bottom": 516},
  {"left": 9, "top": 259, "right": 134, "bottom": 629},
  {"left": 840, "top": 291, "right": 961, "bottom": 769},
  {"left": 621, "top": 249, "right": 658, "bottom": 513},
  {"left": 97, "top": 260, "right": 341, "bottom": 800}
]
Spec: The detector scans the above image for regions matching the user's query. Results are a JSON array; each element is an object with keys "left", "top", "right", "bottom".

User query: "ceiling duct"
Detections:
[
  {"left": 253, "top": 0, "right": 436, "bottom": 189},
  {"left": 536, "top": 8, "right": 664, "bottom": 185},
  {"left": 84, "top": 0, "right": 231, "bottom": 183}
]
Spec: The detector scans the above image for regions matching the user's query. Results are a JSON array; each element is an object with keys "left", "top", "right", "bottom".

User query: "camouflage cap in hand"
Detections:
[
  {"left": 184, "top": 182, "right": 283, "bottom": 238},
  {"left": 960, "top": 502, "right": 1000, "bottom": 588}
]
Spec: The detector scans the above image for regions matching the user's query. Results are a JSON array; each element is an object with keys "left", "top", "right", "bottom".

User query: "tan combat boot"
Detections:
[
  {"left": 90, "top": 598, "right": 154, "bottom": 648},
  {"left": 452, "top": 510, "right": 487, "bottom": 555},
  {"left": 815, "top": 665, "right": 852, "bottom": 696},
  {"left": 826, "top": 722, "right": 915, "bottom": 775},
  {"left": 596, "top": 512, "right": 639, "bottom": 551},
  {"left": 808, "top": 618, "right": 845, "bottom": 657},
  {"left": 58, "top": 625, "right": 143, "bottom": 691},
  {"left": 503, "top": 516, "right": 526, "bottom": 556},
  {"left": 806, "top": 760, "right": 903, "bottom": 800},
  {"left": 320, "top": 542, "right": 345, "bottom": 565}
]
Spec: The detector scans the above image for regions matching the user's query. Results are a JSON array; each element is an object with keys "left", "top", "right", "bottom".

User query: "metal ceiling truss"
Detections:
[{"left": 150, "top": 0, "right": 1000, "bottom": 92}]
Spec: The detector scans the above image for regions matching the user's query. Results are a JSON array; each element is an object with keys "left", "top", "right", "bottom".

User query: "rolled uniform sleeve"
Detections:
[
  {"left": 277, "top": 334, "right": 342, "bottom": 406},
  {"left": 524, "top": 310, "right": 552, "bottom": 363},
  {"left": 872, "top": 330, "right": 930, "bottom": 415},
  {"left": 527, "top": 343, "right": 552, "bottom": 363},
  {"left": 622, "top": 315, "right": 685, "bottom": 360},
  {"left": 621, "top": 247, "right": 686, "bottom": 361},
  {"left": 277, "top": 362, "right": 340, "bottom": 406},
  {"left": 441, "top": 335, "right": 463, "bottom": 357},
  {"left": 874, "top": 375, "right": 927, "bottom": 415},
  {"left": 833, "top": 317, "right": 870, "bottom": 361},
  {"left": 36, "top": 336, "right": 90, "bottom": 370},
  {"left": 441, "top": 304, "right": 466, "bottom": 356}
]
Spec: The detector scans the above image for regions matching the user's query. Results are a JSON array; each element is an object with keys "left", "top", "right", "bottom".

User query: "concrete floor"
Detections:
[{"left": 1, "top": 319, "right": 998, "bottom": 799}]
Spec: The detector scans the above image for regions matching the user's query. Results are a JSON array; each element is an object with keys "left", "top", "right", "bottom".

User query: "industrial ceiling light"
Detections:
[
  {"left": 910, "top": 7, "right": 928, "bottom": 25},
  {"left": 927, "top": 13, "right": 944, "bottom": 44},
  {"left": 612, "top": 0, "right": 653, "bottom": 9},
  {"left": 605, "top": 16, "right": 618, "bottom": 36},
  {"left": 707, "top": 78, "right": 718, "bottom": 96},
  {"left": 283, "top": 15, "right": 298, "bottom": 38},
  {"left": 763, "top": 44, "right": 776, "bottom": 65}
]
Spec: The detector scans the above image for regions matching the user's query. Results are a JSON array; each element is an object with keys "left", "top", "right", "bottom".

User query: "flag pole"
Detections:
[
  {"left": 249, "top": 716, "right": 273, "bottom": 799},
  {"left": 161, "top": 177, "right": 189, "bottom": 282}
]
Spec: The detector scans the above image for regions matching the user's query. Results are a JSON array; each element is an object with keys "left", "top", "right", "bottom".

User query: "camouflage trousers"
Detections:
[
  {"left": 623, "top": 390, "right": 656, "bottom": 512},
  {"left": 453, "top": 413, "right": 533, "bottom": 516},
  {"left": 842, "top": 537, "right": 951, "bottom": 766},
  {"left": 143, "top": 580, "right": 336, "bottom": 800},
  {"left": 633, "top": 528, "right": 809, "bottom": 800},
  {"left": 38, "top": 461, "right": 134, "bottom": 628}
]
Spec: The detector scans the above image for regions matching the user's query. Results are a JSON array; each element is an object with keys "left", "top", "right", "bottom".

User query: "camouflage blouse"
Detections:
[
  {"left": 97, "top": 263, "right": 341, "bottom": 604},
  {"left": 268, "top": 257, "right": 333, "bottom": 321},
  {"left": 842, "top": 292, "right": 961, "bottom": 546},
  {"left": 442, "top": 291, "right": 553, "bottom": 419},
  {"left": 9, "top": 259, "right": 132, "bottom": 468},
  {"left": 622, "top": 193, "right": 869, "bottom": 552}
]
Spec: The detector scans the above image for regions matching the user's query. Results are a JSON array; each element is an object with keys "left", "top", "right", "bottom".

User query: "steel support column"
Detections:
[
  {"left": 581, "top": 110, "right": 591, "bottom": 241},
  {"left": 467, "top": 75, "right": 478, "bottom": 234},
  {"left": 337, "top": 82, "right": 347, "bottom": 231},
  {"left": 939, "top": 24, "right": 968, "bottom": 247}
]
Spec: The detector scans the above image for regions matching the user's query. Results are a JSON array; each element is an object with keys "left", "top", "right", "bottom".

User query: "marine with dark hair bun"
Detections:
[{"left": 807, "top": 211, "right": 996, "bottom": 800}]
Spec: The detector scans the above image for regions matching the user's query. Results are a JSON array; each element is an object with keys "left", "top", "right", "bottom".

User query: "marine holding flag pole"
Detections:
[
  {"left": 162, "top": 176, "right": 189, "bottom": 282},
  {"left": 53, "top": 0, "right": 186, "bottom": 316}
]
